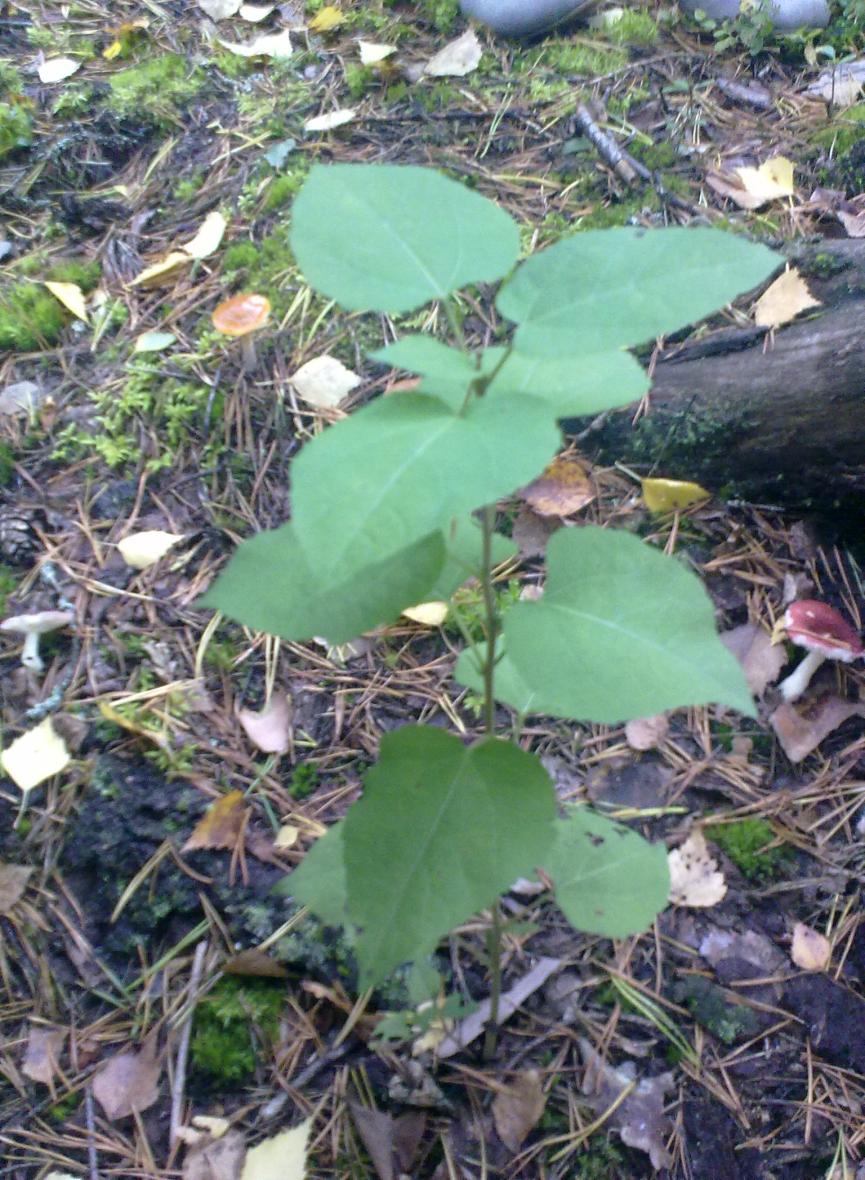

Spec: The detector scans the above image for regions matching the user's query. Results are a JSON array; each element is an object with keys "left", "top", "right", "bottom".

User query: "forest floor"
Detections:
[{"left": 3, "top": 1, "right": 865, "bottom": 1177}]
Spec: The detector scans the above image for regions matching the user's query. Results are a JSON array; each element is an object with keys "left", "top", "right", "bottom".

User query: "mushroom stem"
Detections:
[
  {"left": 779, "top": 648, "right": 826, "bottom": 702},
  {"left": 240, "top": 335, "right": 257, "bottom": 373},
  {"left": 21, "top": 631, "right": 44, "bottom": 673}
]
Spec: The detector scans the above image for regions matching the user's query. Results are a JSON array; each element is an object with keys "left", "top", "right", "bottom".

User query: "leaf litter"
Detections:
[{"left": 6, "top": 1, "right": 865, "bottom": 1177}]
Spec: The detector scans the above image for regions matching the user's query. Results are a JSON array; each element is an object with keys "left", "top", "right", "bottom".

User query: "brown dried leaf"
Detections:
[
  {"left": 769, "top": 697, "right": 865, "bottom": 763},
  {"left": 521, "top": 456, "right": 595, "bottom": 517},
  {"left": 668, "top": 831, "right": 727, "bottom": 907},
  {"left": 92, "top": 1040, "right": 160, "bottom": 1120},
  {"left": 624, "top": 713, "right": 669, "bottom": 751},
  {"left": 183, "top": 1128, "right": 246, "bottom": 1180},
  {"left": 0, "top": 863, "right": 33, "bottom": 913},
  {"left": 791, "top": 921, "right": 831, "bottom": 972},
  {"left": 837, "top": 207, "right": 865, "bottom": 237},
  {"left": 21, "top": 1025, "right": 64, "bottom": 1085},
  {"left": 222, "top": 948, "right": 289, "bottom": 978},
  {"left": 720, "top": 623, "right": 786, "bottom": 696},
  {"left": 580, "top": 1038, "right": 674, "bottom": 1169},
  {"left": 237, "top": 694, "right": 292, "bottom": 754},
  {"left": 492, "top": 1069, "right": 546, "bottom": 1152},
  {"left": 182, "top": 791, "right": 248, "bottom": 852},
  {"left": 348, "top": 1101, "right": 396, "bottom": 1180}
]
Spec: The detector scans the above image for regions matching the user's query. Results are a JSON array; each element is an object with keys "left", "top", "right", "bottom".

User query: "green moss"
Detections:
[
  {"left": 289, "top": 763, "right": 319, "bottom": 799},
  {"left": 107, "top": 54, "right": 204, "bottom": 127},
  {"left": 0, "top": 256, "right": 98, "bottom": 351},
  {"left": 53, "top": 360, "right": 223, "bottom": 471},
  {"left": 0, "top": 564, "right": 18, "bottom": 613},
  {"left": 705, "top": 818, "right": 791, "bottom": 881},
  {"left": 603, "top": 8, "right": 659, "bottom": 45},
  {"left": 674, "top": 975, "right": 760, "bottom": 1043},
  {"left": 262, "top": 163, "right": 310, "bottom": 212},
  {"left": 567, "top": 1136, "right": 631, "bottom": 1178},
  {"left": 191, "top": 977, "right": 284, "bottom": 1084},
  {"left": 529, "top": 38, "right": 629, "bottom": 77},
  {"left": 0, "top": 101, "right": 33, "bottom": 160},
  {"left": 53, "top": 83, "right": 94, "bottom": 119}
]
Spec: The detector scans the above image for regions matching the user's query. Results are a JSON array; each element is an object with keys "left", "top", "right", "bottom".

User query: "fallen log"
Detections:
[{"left": 578, "top": 238, "right": 865, "bottom": 525}]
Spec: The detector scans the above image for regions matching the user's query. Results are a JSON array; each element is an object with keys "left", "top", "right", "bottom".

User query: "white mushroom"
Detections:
[{"left": 0, "top": 609, "right": 74, "bottom": 672}]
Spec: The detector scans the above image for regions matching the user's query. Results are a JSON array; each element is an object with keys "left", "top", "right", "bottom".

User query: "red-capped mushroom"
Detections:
[
  {"left": 212, "top": 292, "right": 271, "bottom": 372},
  {"left": 772, "top": 599, "right": 864, "bottom": 702}
]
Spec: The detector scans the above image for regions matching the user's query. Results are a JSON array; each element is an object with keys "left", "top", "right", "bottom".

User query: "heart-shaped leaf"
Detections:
[
  {"left": 503, "top": 527, "right": 755, "bottom": 722},
  {"left": 543, "top": 809, "right": 670, "bottom": 937},
  {"left": 497, "top": 227, "right": 780, "bottom": 356},
  {"left": 341, "top": 726, "right": 557, "bottom": 985},
  {"left": 291, "top": 165, "right": 520, "bottom": 312},
  {"left": 290, "top": 391, "right": 559, "bottom": 577}
]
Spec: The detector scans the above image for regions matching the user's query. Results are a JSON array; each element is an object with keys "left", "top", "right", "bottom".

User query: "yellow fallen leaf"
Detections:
[
  {"left": 218, "top": 29, "right": 293, "bottom": 57},
  {"left": 44, "top": 281, "right": 88, "bottom": 323},
  {"left": 668, "top": 831, "right": 727, "bottom": 907},
  {"left": 735, "top": 156, "right": 795, "bottom": 203},
  {"left": 304, "top": 108, "right": 356, "bottom": 132},
  {"left": 291, "top": 354, "right": 360, "bottom": 408},
  {"left": 641, "top": 477, "right": 710, "bottom": 514},
  {"left": 1, "top": 719, "right": 71, "bottom": 796},
  {"left": 102, "top": 19, "right": 149, "bottom": 59},
  {"left": 309, "top": 5, "right": 344, "bottom": 31},
  {"left": 791, "top": 921, "right": 831, "bottom": 972},
  {"left": 182, "top": 210, "right": 227, "bottom": 260},
  {"left": 753, "top": 266, "right": 821, "bottom": 328},
  {"left": 402, "top": 601, "right": 448, "bottom": 626},
  {"left": 130, "top": 251, "right": 192, "bottom": 288},
  {"left": 424, "top": 29, "right": 482, "bottom": 77},
  {"left": 358, "top": 40, "right": 396, "bottom": 64},
  {"left": 240, "top": 2, "right": 275, "bottom": 19},
  {"left": 38, "top": 57, "right": 81, "bottom": 83},
  {"left": 117, "top": 529, "right": 184, "bottom": 569},
  {"left": 241, "top": 1120, "right": 311, "bottom": 1180},
  {"left": 274, "top": 823, "right": 299, "bottom": 849}
]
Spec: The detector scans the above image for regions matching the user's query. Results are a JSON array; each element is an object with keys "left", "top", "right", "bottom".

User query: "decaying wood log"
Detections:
[{"left": 578, "top": 239, "right": 865, "bottom": 521}]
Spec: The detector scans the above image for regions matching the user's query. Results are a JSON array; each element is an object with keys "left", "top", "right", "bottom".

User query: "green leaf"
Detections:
[
  {"left": 543, "top": 809, "right": 670, "bottom": 938},
  {"left": 487, "top": 346, "right": 650, "bottom": 418},
  {"left": 291, "top": 392, "right": 559, "bottom": 577},
  {"left": 198, "top": 523, "right": 445, "bottom": 643},
  {"left": 283, "top": 821, "right": 350, "bottom": 930},
  {"left": 342, "top": 726, "right": 557, "bottom": 986},
  {"left": 454, "top": 638, "right": 552, "bottom": 717},
  {"left": 426, "top": 519, "right": 517, "bottom": 601},
  {"left": 503, "top": 527, "right": 755, "bottom": 722},
  {"left": 379, "top": 340, "right": 649, "bottom": 419},
  {"left": 496, "top": 226, "right": 780, "bottom": 356},
  {"left": 290, "top": 165, "right": 521, "bottom": 313}
]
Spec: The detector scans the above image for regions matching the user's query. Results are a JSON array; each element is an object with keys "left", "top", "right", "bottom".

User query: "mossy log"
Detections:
[{"left": 578, "top": 239, "right": 865, "bottom": 522}]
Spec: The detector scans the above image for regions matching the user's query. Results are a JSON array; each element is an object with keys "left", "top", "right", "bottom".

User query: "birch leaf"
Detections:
[
  {"left": 44, "top": 281, "right": 88, "bottom": 323},
  {"left": 753, "top": 267, "right": 821, "bottom": 328},
  {"left": 1, "top": 719, "right": 70, "bottom": 796}
]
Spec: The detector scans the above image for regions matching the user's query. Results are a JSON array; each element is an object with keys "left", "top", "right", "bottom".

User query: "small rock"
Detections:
[{"left": 459, "top": 0, "right": 595, "bottom": 38}]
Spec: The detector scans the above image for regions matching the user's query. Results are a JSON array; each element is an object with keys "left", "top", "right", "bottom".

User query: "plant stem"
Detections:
[
  {"left": 442, "top": 295, "right": 466, "bottom": 350},
  {"left": 480, "top": 503, "right": 503, "bottom": 1060}
]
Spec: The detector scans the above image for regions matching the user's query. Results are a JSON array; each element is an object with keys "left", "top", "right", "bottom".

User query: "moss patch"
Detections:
[
  {"left": 191, "top": 977, "right": 284, "bottom": 1084},
  {"left": 106, "top": 54, "right": 204, "bottom": 127},
  {"left": 706, "top": 818, "right": 791, "bottom": 881},
  {"left": 0, "top": 259, "right": 101, "bottom": 352}
]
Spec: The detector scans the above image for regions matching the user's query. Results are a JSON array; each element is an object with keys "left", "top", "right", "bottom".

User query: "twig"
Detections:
[
  {"left": 84, "top": 1084, "right": 99, "bottom": 1180},
  {"left": 575, "top": 103, "right": 638, "bottom": 184},
  {"left": 169, "top": 939, "right": 209, "bottom": 1147}
]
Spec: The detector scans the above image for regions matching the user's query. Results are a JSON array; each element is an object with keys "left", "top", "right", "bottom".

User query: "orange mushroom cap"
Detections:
[{"left": 211, "top": 293, "right": 271, "bottom": 337}]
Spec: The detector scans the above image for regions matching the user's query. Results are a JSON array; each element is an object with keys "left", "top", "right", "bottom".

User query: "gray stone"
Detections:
[{"left": 459, "top": 0, "right": 595, "bottom": 37}]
